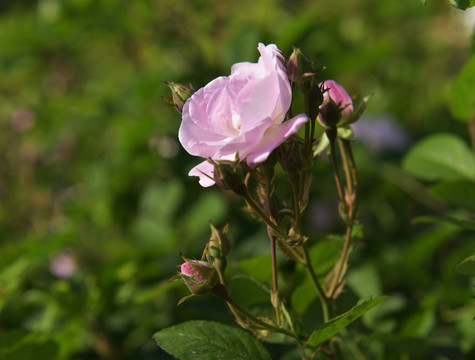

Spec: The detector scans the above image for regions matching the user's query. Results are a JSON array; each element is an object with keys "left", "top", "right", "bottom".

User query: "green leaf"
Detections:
[
  {"left": 431, "top": 180, "right": 475, "bottom": 211},
  {"left": 154, "top": 320, "right": 271, "bottom": 360},
  {"left": 449, "top": 0, "right": 475, "bottom": 10},
  {"left": 402, "top": 133, "right": 475, "bottom": 181},
  {"left": 238, "top": 255, "right": 272, "bottom": 283},
  {"left": 337, "top": 126, "right": 355, "bottom": 140},
  {"left": 308, "top": 238, "right": 343, "bottom": 276},
  {"left": 307, "top": 296, "right": 388, "bottom": 347},
  {"left": 0, "top": 330, "right": 58, "bottom": 360},
  {"left": 450, "top": 55, "right": 475, "bottom": 121},
  {"left": 413, "top": 215, "right": 475, "bottom": 231},
  {"left": 454, "top": 254, "right": 475, "bottom": 276}
]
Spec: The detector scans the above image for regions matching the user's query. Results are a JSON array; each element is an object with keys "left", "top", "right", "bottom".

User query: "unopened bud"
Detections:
[
  {"left": 319, "top": 100, "right": 342, "bottom": 128},
  {"left": 286, "top": 46, "right": 315, "bottom": 84},
  {"left": 164, "top": 81, "right": 194, "bottom": 113},
  {"left": 213, "top": 161, "right": 247, "bottom": 196},
  {"left": 179, "top": 257, "right": 218, "bottom": 296},
  {"left": 208, "top": 222, "right": 231, "bottom": 260},
  {"left": 318, "top": 80, "right": 353, "bottom": 127}
]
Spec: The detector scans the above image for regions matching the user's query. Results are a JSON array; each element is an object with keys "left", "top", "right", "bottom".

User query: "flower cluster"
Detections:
[{"left": 166, "top": 42, "right": 367, "bottom": 357}]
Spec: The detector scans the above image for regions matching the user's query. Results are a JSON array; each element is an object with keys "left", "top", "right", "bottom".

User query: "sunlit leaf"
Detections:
[
  {"left": 450, "top": 55, "right": 475, "bottom": 121},
  {"left": 402, "top": 133, "right": 475, "bottom": 181},
  {"left": 307, "top": 296, "right": 388, "bottom": 347}
]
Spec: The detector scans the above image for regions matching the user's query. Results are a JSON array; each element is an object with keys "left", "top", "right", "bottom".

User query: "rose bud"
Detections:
[
  {"left": 179, "top": 258, "right": 218, "bottom": 297},
  {"left": 318, "top": 80, "right": 353, "bottom": 127},
  {"left": 212, "top": 161, "right": 247, "bottom": 197},
  {"left": 286, "top": 45, "right": 314, "bottom": 84},
  {"left": 208, "top": 222, "right": 231, "bottom": 260},
  {"left": 164, "top": 81, "right": 193, "bottom": 113}
]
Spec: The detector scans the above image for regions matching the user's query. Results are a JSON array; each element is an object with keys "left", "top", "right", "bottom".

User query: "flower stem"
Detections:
[
  {"left": 224, "top": 294, "right": 301, "bottom": 341},
  {"left": 302, "top": 243, "right": 330, "bottom": 323},
  {"left": 243, "top": 193, "right": 305, "bottom": 263},
  {"left": 327, "top": 132, "right": 345, "bottom": 203},
  {"left": 329, "top": 139, "right": 358, "bottom": 298}
]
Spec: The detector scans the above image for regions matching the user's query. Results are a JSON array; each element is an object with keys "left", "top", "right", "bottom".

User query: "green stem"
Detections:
[
  {"left": 329, "top": 225, "right": 352, "bottom": 299},
  {"left": 337, "top": 139, "right": 352, "bottom": 198},
  {"left": 243, "top": 193, "right": 285, "bottom": 239},
  {"left": 302, "top": 243, "right": 330, "bottom": 323},
  {"left": 243, "top": 193, "right": 305, "bottom": 263},
  {"left": 329, "top": 139, "right": 358, "bottom": 298},
  {"left": 225, "top": 295, "right": 301, "bottom": 341},
  {"left": 328, "top": 133, "right": 345, "bottom": 204}
]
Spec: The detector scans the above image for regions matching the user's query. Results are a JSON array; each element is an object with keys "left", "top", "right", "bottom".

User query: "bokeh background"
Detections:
[{"left": 0, "top": 0, "right": 474, "bottom": 359}]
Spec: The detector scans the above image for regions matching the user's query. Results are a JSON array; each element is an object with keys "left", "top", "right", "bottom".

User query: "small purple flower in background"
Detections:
[
  {"left": 11, "top": 107, "right": 36, "bottom": 133},
  {"left": 178, "top": 43, "right": 308, "bottom": 187},
  {"left": 352, "top": 114, "right": 409, "bottom": 153},
  {"left": 50, "top": 253, "right": 77, "bottom": 279},
  {"left": 309, "top": 202, "right": 340, "bottom": 233}
]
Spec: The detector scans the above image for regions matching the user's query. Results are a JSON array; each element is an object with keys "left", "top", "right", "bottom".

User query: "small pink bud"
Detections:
[
  {"left": 178, "top": 258, "right": 218, "bottom": 298},
  {"left": 320, "top": 80, "right": 353, "bottom": 117},
  {"left": 180, "top": 261, "right": 206, "bottom": 282}
]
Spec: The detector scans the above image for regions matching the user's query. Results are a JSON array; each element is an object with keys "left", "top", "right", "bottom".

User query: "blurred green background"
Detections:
[{"left": 0, "top": 0, "right": 474, "bottom": 359}]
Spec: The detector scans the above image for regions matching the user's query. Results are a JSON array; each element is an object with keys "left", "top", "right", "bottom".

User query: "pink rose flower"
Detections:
[
  {"left": 320, "top": 80, "right": 353, "bottom": 116},
  {"left": 178, "top": 43, "right": 308, "bottom": 187}
]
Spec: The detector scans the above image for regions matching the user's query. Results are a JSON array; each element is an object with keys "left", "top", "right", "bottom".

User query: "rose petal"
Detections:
[
  {"left": 188, "top": 160, "right": 216, "bottom": 187},
  {"left": 239, "top": 71, "right": 291, "bottom": 131},
  {"left": 216, "top": 117, "right": 275, "bottom": 159},
  {"left": 245, "top": 114, "right": 309, "bottom": 164}
]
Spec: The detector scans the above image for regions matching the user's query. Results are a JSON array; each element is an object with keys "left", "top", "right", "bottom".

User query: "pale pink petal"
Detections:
[
  {"left": 257, "top": 43, "right": 285, "bottom": 72},
  {"left": 239, "top": 71, "right": 291, "bottom": 131},
  {"left": 245, "top": 114, "right": 309, "bottom": 164},
  {"left": 178, "top": 107, "right": 227, "bottom": 158},
  {"left": 188, "top": 161, "right": 216, "bottom": 187},
  {"left": 216, "top": 118, "right": 275, "bottom": 159}
]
